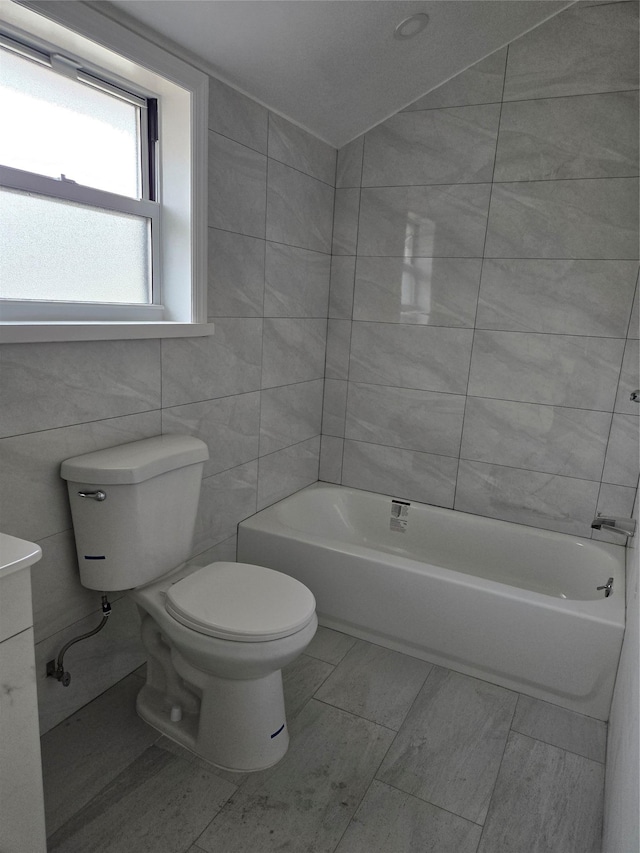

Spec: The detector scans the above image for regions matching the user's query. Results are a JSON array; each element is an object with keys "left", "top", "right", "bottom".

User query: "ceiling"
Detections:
[{"left": 108, "top": 0, "right": 573, "bottom": 148}]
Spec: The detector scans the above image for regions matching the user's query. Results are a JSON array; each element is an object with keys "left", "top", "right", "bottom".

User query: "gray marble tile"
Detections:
[
  {"left": 477, "top": 733, "right": 604, "bottom": 853},
  {"left": 336, "top": 135, "right": 364, "bottom": 187},
  {"left": 0, "top": 410, "right": 161, "bottom": 542},
  {"left": 455, "top": 460, "right": 600, "bottom": 537},
  {"left": 40, "top": 673, "right": 158, "bottom": 835},
  {"left": 512, "top": 696, "right": 607, "bottom": 762},
  {"left": 196, "top": 699, "right": 395, "bottom": 853},
  {"left": 460, "top": 398, "right": 612, "bottom": 480},
  {"left": 630, "top": 279, "right": 639, "bottom": 339},
  {"left": 615, "top": 339, "right": 640, "bottom": 414},
  {"left": 188, "top": 534, "right": 238, "bottom": 567},
  {"left": 207, "top": 228, "right": 264, "bottom": 318},
  {"left": 261, "top": 318, "right": 326, "bottom": 388},
  {"left": 592, "top": 482, "right": 638, "bottom": 543},
  {"left": 363, "top": 104, "right": 500, "bottom": 186},
  {"left": 322, "top": 378, "right": 348, "bottom": 437},
  {"left": 404, "top": 49, "right": 507, "bottom": 111},
  {"left": 602, "top": 413, "right": 640, "bottom": 487},
  {"left": 485, "top": 178, "right": 639, "bottom": 260},
  {"left": 316, "top": 640, "right": 431, "bottom": 730},
  {"left": 208, "top": 131, "right": 267, "bottom": 238},
  {"left": 349, "top": 323, "right": 473, "bottom": 394},
  {"left": 346, "top": 382, "right": 466, "bottom": 457},
  {"left": 194, "top": 460, "right": 258, "bottom": 553},
  {"left": 342, "top": 440, "right": 458, "bottom": 508},
  {"left": 264, "top": 242, "right": 330, "bottom": 318},
  {"left": 378, "top": 667, "right": 517, "bottom": 824},
  {"left": 329, "top": 255, "right": 356, "bottom": 319},
  {"left": 325, "top": 319, "right": 352, "bottom": 381},
  {"left": 161, "top": 318, "right": 263, "bottom": 407},
  {"left": 266, "top": 159, "right": 334, "bottom": 253},
  {"left": 268, "top": 113, "right": 336, "bottom": 185},
  {"left": 319, "top": 435, "right": 344, "bottom": 484},
  {"left": 257, "top": 436, "right": 320, "bottom": 510},
  {"left": 358, "top": 183, "right": 492, "bottom": 257},
  {"left": 259, "top": 379, "right": 323, "bottom": 456},
  {"left": 353, "top": 256, "right": 482, "bottom": 327},
  {"left": 477, "top": 259, "right": 638, "bottom": 337},
  {"left": 494, "top": 91, "right": 639, "bottom": 182},
  {"left": 48, "top": 745, "right": 235, "bottom": 853},
  {"left": 332, "top": 187, "right": 360, "bottom": 255},
  {"left": 468, "top": 331, "right": 625, "bottom": 411},
  {"left": 503, "top": 1, "right": 639, "bottom": 101},
  {"left": 0, "top": 339, "right": 160, "bottom": 438},
  {"left": 282, "top": 654, "right": 334, "bottom": 721},
  {"left": 305, "top": 626, "right": 357, "bottom": 665},
  {"left": 161, "top": 392, "right": 260, "bottom": 477},
  {"left": 335, "top": 780, "right": 483, "bottom": 853},
  {"left": 208, "top": 76, "right": 268, "bottom": 153}
]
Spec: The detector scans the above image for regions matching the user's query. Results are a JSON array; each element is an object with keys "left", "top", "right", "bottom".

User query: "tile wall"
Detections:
[
  {"left": 321, "top": 0, "right": 640, "bottom": 540},
  {"left": 0, "top": 77, "right": 335, "bottom": 733}
]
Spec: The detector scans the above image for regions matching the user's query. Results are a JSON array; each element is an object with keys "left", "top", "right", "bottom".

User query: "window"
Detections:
[{"left": 0, "top": 0, "right": 210, "bottom": 342}]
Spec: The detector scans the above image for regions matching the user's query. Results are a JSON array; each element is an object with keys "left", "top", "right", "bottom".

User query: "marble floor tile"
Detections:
[
  {"left": 512, "top": 696, "right": 607, "bottom": 763},
  {"left": 377, "top": 667, "right": 517, "bottom": 824},
  {"left": 196, "top": 699, "right": 395, "bottom": 853},
  {"left": 315, "top": 639, "right": 432, "bottom": 729},
  {"left": 304, "top": 625, "right": 357, "bottom": 665},
  {"left": 48, "top": 745, "right": 236, "bottom": 853},
  {"left": 334, "top": 780, "right": 483, "bottom": 853},
  {"left": 477, "top": 732, "right": 604, "bottom": 853},
  {"left": 282, "top": 652, "right": 335, "bottom": 721}
]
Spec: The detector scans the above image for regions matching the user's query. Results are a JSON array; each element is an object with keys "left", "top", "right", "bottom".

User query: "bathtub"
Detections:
[{"left": 238, "top": 483, "right": 626, "bottom": 721}]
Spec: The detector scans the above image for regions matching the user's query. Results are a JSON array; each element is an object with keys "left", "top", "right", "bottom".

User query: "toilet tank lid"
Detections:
[{"left": 60, "top": 435, "right": 209, "bottom": 484}]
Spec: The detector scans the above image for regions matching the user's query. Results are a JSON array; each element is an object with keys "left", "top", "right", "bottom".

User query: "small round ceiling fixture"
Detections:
[{"left": 394, "top": 13, "right": 430, "bottom": 40}]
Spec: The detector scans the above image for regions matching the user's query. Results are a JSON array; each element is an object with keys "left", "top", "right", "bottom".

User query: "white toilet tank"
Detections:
[{"left": 61, "top": 436, "right": 209, "bottom": 591}]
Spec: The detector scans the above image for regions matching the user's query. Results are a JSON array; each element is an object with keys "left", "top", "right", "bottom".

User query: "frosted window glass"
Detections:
[
  {"left": 0, "top": 49, "right": 141, "bottom": 198},
  {"left": 0, "top": 189, "right": 151, "bottom": 303}
]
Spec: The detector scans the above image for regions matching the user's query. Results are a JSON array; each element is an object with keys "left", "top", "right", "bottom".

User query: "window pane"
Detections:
[
  {"left": 0, "top": 49, "right": 141, "bottom": 197},
  {"left": 0, "top": 189, "right": 151, "bottom": 304}
]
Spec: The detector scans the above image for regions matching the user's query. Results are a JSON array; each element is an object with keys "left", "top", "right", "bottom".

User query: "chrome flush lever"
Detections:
[{"left": 77, "top": 490, "right": 107, "bottom": 501}]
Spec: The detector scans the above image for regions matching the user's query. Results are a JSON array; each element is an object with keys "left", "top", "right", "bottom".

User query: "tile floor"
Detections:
[{"left": 41, "top": 627, "right": 606, "bottom": 853}]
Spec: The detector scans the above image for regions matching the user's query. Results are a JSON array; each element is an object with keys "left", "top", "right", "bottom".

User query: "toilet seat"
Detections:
[{"left": 165, "top": 562, "right": 316, "bottom": 642}]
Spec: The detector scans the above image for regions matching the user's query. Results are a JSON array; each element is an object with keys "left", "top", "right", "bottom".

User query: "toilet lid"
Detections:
[{"left": 165, "top": 562, "right": 316, "bottom": 642}]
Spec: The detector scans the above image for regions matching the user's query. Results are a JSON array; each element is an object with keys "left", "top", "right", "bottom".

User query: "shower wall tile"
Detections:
[
  {"left": 161, "top": 393, "right": 260, "bottom": 478},
  {"left": 455, "top": 461, "right": 601, "bottom": 536},
  {"left": 601, "top": 414, "right": 640, "bottom": 487},
  {"left": 353, "top": 257, "right": 482, "bottom": 327},
  {"left": 614, "top": 339, "right": 640, "bottom": 414},
  {"left": 261, "top": 318, "right": 327, "bottom": 387},
  {"left": 257, "top": 436, "right": 320, "bottom": 510},
  {"left": 319, "top": 435, "right": 344, "bottom": 484},
  {"left": 336, "top": 135, "right": 364, "bottom": 188},
  {"left": 467, "top": 331, "right": 624, "bottom": 410},
  {"left": 345, "top": 383, "right": 466, "bottom": 457},
  {"left": 362, "top": 104, "right": 500, "bottom": 187},
  {"left": 207, "top": 131, "right": 267, "bottom": 238},
  {"left": 349, "top": 323, "right": 473, "bottom": 394},
  {"left": 268, "top": 113, "right": 336, "bottom": 185},
  {"left": 358, "top": 183, "right": 491, "bottom": 257},
  {"left": 208, "top": 76, "right": 268, "bottom": 154},
  {"left": 325, "top": 319, "right": 352, "bottom": 380},
  {"left": 332, "top": 188, "right": 360, "bottom": 255},
  {"left": 630, "top": 281, "right": 639, "bottom": 338},
  {"left": 404, "top": 49, "right": 507, "bottom": 111},
  {"left": 207, "top": 228, "right": 265, "bottom": 318},
  {"left": 494, "top": 92, "right": 639, "bottom": 182},
  {"left": 503, "top": 1, "right": 639, "bottom": 101},
  {"left": 194, "top": 461, "right": 258, "bottom": 553},
  {"left": 329, "top": 256, "right": 356, "bottom": 319},
  {"left": 322, "top": 379, "right": 348, "bottom": 437},
  {"left": 0, "top": 339, "right": 161, "bottom": 438},
  {"left": 264, "top": 243, "right": 330, "bottom": 318},
  {"left": 342, "top": 440, "right": 458, "bottom": 507},
  {"left": 476, "top": 260, "right": 638, "bottom": 337},
  {"left": 259, "top": 379, "right": 323, "bottom": 456},
  {"left": 460, "top": 398, "right": 611, "bottom": 480},
  {"left": 161, "top": 318, "right": 263, "bottom": 407},
  {"left": 266, "top": 160, "right": 334, "bottom": 252},
  {"left": 485, "top": 178, "right": 639, "bottom": 260}
]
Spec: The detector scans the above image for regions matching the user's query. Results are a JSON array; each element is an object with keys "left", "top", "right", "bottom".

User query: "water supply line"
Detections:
[{"left": 46, "top": 594, "right": 111, "bottom": 687}]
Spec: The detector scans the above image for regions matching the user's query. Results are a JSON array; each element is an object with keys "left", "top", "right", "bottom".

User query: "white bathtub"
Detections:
[{"left": 238, "top": 483, "right": 626, "bottom": 721}]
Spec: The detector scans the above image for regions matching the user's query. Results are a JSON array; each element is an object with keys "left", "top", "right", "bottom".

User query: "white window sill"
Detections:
[{"left": 0, "top": 322, "right": 215, "bottom": 344}]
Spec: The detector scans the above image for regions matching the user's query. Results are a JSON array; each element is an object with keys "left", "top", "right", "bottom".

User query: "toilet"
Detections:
[{"left": 60, "top": 435, "right": 317, "bottom": 772}]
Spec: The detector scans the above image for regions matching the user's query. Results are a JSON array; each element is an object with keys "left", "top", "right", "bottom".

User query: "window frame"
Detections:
[{"left": 0, "top": 0, "right": 212, "bottom": 343}]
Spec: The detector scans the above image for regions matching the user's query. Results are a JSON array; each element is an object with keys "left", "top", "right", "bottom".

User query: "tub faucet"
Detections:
[{"left": 591, "top": 514, "right": 636, "bottom": 538}]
